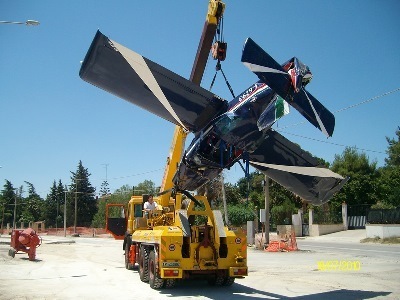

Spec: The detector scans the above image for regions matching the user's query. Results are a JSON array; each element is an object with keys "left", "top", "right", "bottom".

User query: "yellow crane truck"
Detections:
[
  {"left": 105, "top": 0, "right": 247, "bottom": 289},
  {"left": 107, "top": 126, "right": 248, "bottom": 289},
  {"left": 108, "top": 192, "right": 248, "bottom": 289}
]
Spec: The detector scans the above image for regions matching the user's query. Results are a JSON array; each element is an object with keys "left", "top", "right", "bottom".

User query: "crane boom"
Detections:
[
  {"left": 158, "top": 0, "right": 225, "bottom": 207},
  {"left": 190, "top": 0, "right": 225, "bottom": 85}
]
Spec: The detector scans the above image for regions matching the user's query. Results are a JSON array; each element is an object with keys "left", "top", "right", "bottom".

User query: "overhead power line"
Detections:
[
  {"left": 109, "top": 168, "right": 164, "bottom": 181},
  {"left": 333, "top": 87, "right": 400, "bottom": 114},
  {"left": 278, "top": 130, "right": 386, "bottom": 155},
  {"left": 279, "top": 87, "right": 400, "bottom": 130}
]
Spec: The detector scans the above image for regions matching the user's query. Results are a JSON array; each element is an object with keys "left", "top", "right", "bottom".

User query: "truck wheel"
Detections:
[
  {"left": 164, "top": 279, "right": 176, "bottom": 289},
  {"left": 139, "top": 246, "right": 149, "bottom": 282},
  {"left": 125, "top": 241, "right": 134, "bottom": 270},
  {"left": 207, "top": 274, "right": 224, "bottom": 286},
  {"left": 223, "top": 277, "right": 235, "bottom": 286},
  {"left": 149, "top": 250, "right": 164, "bottom": 289}
]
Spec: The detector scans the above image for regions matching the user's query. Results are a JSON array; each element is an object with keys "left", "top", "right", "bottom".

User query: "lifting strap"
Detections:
[
  {"left": 209, "top": 61, "right": 235, "bottom": 98},
  {"left": 209, "top": 15, "right": 235, "bottom": 98}
]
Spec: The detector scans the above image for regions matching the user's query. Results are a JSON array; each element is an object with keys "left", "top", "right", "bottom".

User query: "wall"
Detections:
[
  {"left": 309, "top": 224, "right": 345, "bottom": 237},
  {"left": 277, "top": 225, "right": 302, "bottom": 237},
  {"left": 366, "top": 224, "right": 400, "bottom": 239}
]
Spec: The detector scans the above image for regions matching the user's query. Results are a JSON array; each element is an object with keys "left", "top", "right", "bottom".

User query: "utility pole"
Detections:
[
  {"left": 12, "top": 188, "right": 23, "bottom": 229},
  {"left": 102, "top": 163, "right": 109, "bottom": 181},
  {"left": 13, "top": 194, "right": 17, "bottom": 229},
  {"left": 1, "top": 204, "right": 5, "bottom": 232},
  {"left": 221, "top": 173, "right": 229, "bottom": 225},
  {"left": 74, "top": 178, "right": 84, "bottom": 235},
  {"left": 264, "top": 175, "right": 270, "bottom": 245},
  {"left": 74, "top": 180, "right": 78, "bottom": 234},
  {"left": 64, "top": 190, "right": 67, "bottom": 237},
  {"left": 56, "top": 196, "right": 58, "bottom": 233}
]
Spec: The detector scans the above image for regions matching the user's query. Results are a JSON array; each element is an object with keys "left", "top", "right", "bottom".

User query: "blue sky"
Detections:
[{"left": 1, "top": 1, "right": 399, "bottom": 198}]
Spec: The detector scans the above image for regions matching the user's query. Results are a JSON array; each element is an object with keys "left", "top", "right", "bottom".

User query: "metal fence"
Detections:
[
  {"left": 348, "top": 204, "right": 371, "bottom": 217},
  {"left": 347, "top": 204, "right": 371, "bottom": 229},
  {"left": 367, "top": 208, "right": 400, "bottom": 224}
]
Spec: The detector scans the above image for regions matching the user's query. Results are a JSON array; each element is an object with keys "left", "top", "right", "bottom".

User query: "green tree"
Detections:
[
  {"left": 69, "top": 161, "right": 97, "bottom": 227},
  {"left": 0, "top": 180, "right": 15, "bottom": 229},
  {"left": 379, "top": 168, "right": 400, "bottom": 207},
  {"left": 45, "top": 181, "right": 58, "bottom": 227},
  {"left": 56, "top": 181, "right": 66, "bottom": 227},
  {"left": 135, "top": 180, "right": 156, "bottom": 195},
  {"left": 236, "top": 171, "right": 303, "bottom": 226},
  {"left": 379, "top": 128, "right": 400, "bottom": 207},
  {"left": 223, "top": 182, "right": 242, "bottom": 206},
  {"left": 20, "top": 182, "right": 44, "bottom": 225},
  {"left": 385, "top": 127, "right": 400, "bottom": 167},
  {"left": 92, "top": 192, "right": 130, "bottom": 228},
  {"left": 270, "top": 198, "right": 297, "bottom": 225},
  {"left": 114, "top": 184, "right": 134, "bottom": 196},
  {"left": 227, "top": 203, "right": 255, "bottom": 226},
  {"left": 100, "top": 180, "right": 110, "bottom": 196},
  {"left": 330, "top": 147, "right": 379, "bottom": 207},
  {"left": 44, "top": 180, "right": 66, "bottom": 227}
]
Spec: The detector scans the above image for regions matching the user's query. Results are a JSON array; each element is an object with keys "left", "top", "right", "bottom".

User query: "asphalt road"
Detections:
[{"left": 0, "top": 231, "right": 399, "bottom": 299}]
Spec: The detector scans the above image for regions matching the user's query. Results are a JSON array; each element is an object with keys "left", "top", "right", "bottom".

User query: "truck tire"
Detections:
[
  {"left": 223, "top": 277, "right": 235, "bottom": 286},
  {"left": 164, "top": 279, "right": 176, "bottom": 289},
  {"left": 208, "top": 272, "right": 234, "bottom": 286},
  {"left": 139, "top": 246, "right": 149, "bottom": 282},
  {"left": 148, "top": 250, "right": 164, "bottom": 289},
  {"left": 207, "top": 274, "right": 225, "bottom": 286},
  {"left": 124, "top": 241, "right": 134, "bottom": 270}
]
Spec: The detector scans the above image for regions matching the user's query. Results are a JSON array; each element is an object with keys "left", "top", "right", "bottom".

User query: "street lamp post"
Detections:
[{"left": 0, "top": 20, "right": 40, "bottom": 26}]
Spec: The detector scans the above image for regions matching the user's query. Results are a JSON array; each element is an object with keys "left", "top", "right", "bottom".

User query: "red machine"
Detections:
[{"left": 8, "top": 228, "right": 42, "bottom": 261}]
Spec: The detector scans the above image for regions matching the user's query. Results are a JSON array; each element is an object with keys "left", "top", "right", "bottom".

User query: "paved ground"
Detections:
[{"left": 0, "top": 230, "right": 399, "bottom": 299}]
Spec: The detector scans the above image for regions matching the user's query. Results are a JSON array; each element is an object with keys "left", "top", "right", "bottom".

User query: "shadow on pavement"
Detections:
[{"left": 158, "top": 281, "right": 391, "bottom": 299}]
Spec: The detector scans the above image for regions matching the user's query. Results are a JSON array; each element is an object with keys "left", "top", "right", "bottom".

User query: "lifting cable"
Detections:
[{"left": 209, "top": 16, "right": 235, "bottom": 98}]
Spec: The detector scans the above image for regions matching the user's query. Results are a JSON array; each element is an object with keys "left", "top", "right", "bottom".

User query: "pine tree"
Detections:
[
  {"left": 45, "top": 180, "right": 65, "bottom": 228},
  {"left": 69, "top": 161, "right": 97, "bottom": 227},
  {"left": 56, "top": 180, "right": 66, "bottom": 228},
  {"left": 100, "top": 180, "right": 110, "bottom": 196},
  {"left": 0, "top": 180, "right": 15, "bottom": 229},
  {"left": 45, "top": 181, "right": 59, "bottom": 227},
  {"left": 21, "top": 181, "right": 43, "bottom": 225}
]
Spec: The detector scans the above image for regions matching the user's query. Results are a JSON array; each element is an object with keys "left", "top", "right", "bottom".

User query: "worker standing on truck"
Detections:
[{"left": 144, "top": 195, "right": 158, "bottom": 217}]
